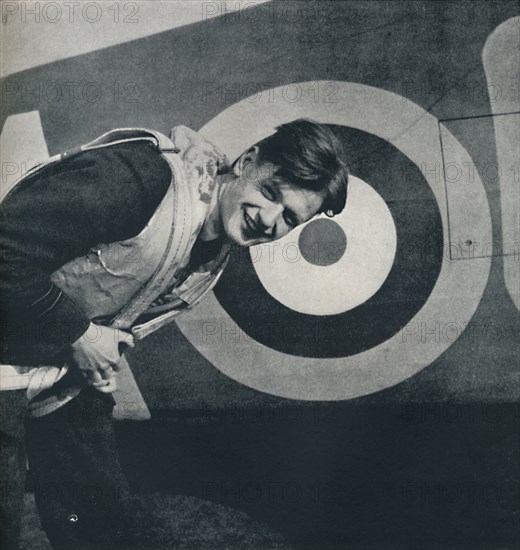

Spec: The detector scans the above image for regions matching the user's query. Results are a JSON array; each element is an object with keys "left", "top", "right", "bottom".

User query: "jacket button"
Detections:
[{"left": 67, "top": 514, "right": 79, "bottom": 523}]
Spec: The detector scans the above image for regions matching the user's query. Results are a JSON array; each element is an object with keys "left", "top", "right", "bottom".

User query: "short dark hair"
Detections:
[{"left": 256, "top": 119, "right": 349, "bottom": 216}]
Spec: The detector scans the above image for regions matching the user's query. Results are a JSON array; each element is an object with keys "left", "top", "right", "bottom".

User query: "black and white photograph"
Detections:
[{"left": 0, "top": 1, "right": 519, "bottom": 549}]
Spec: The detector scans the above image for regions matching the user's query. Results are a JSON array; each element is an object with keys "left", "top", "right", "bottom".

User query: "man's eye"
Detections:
[
  {"left": 261, "top": 184, "right": 276, "bottom": 201},
  {"left": 284, "top": 212, "right": 297, "bottom": 228}
]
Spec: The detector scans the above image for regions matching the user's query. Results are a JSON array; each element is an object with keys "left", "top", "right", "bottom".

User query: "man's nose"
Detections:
[{"left": 259, "top": 203, "right": 284, "bottom": 234}]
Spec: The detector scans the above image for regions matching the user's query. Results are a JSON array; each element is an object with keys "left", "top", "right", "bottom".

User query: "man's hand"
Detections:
[{"left": 70, "top": 323, "right": 134, "bottom": 392}]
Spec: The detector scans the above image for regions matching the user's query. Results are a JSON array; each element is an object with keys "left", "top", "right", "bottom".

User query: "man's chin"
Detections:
[
  {"left": 222, "top": 228, "right": 249, "bottom": 248},
  {"left": 228, "top": 233, "right": 266, "bottom": 248},
  {"left": 223, "top": 225, "right": 258, "bottom": 247}
]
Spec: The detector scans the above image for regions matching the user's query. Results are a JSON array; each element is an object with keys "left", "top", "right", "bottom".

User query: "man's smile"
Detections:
[{"left": 243, "top": 207, "right": 263, "bottom": 240}]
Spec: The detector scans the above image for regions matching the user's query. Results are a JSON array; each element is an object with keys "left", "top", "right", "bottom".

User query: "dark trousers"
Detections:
[
  {"left": 0, "top": 390, "right": 28, "bottom": 550},
  {"left": 1, "top": 388, "right": 134, "bottom": 550}
]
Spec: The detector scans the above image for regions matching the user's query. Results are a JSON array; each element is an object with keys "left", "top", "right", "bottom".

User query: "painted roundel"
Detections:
[
  {"left": 214, "top": 127, "right": 443, "bottom": 358},
  {"left": 175, "top": 81, "right": 491, "bottom": 401}
]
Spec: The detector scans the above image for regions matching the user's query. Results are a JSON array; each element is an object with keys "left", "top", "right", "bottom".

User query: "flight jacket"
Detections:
[{"left": 0, "top": 126, "right": 231, "bottom": 414}]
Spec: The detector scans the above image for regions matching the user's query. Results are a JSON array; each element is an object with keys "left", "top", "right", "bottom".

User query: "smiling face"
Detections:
[{"left": 218, "top": 147, "right": 325, "bottom": 247}]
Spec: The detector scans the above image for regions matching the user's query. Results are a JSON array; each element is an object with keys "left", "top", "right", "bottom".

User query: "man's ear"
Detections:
[{"left": 234, "top": 146, "right": 259, "bottom": 176}]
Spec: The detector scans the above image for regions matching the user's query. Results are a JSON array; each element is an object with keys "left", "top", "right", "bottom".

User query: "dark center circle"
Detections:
[{"left": 298, "top": 218, "right": 347, "bottom": 266}]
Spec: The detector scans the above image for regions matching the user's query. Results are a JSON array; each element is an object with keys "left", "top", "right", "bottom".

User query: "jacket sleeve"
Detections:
[{"left": 0, "top": 140, "right": 171, "bottom": 365}]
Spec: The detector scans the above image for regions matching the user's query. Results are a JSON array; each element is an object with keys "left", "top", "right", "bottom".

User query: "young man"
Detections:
[{"left": 0, "top": 119, "right": 348, "bottom": 549}]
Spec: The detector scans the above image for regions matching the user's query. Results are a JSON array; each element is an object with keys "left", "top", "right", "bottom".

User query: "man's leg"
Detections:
[
  {"left": 25, "top": 387, "right": 135, "bottom": 550},
  {"left": 0, "top": 390, "right": 28, "bottom": 550}
]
